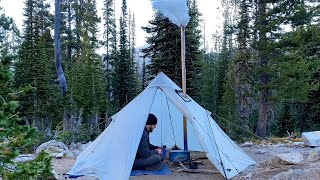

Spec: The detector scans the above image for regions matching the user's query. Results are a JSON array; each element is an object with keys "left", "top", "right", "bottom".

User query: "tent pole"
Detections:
[{"left": 181, "top": 26, "right": 188, "bottom": 151}]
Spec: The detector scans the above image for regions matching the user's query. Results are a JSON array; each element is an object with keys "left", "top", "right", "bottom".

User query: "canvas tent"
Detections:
[{"left": 68, "top": 72, "right": 255, "bottom": 180}]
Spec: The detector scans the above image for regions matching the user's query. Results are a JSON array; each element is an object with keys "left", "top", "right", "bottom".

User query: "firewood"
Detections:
[
  {"left": 176, "top": 168, "right": 219, "bottom": 174},
  {"left": 177, "top": 161, "right": 218, "bottom": 174}
]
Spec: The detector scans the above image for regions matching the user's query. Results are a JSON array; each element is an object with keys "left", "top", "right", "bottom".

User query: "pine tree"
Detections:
[
  {"left": 56, "top": 0, "right": 109, "bottom": 137},
  {"left": 102, "top": 0, "right": 116, "bottom": 102},
  {"left": 142, "top": 0, "right": 202, "bottom": 97},
  {"left": 198, "top": 57, "right": 219, "bottom": 114},
  {"left": 60, "top": 0, "right": 73, "bottom": 69},
  {"left": 275, "top": 24, "right": 320, "bottom": 133},
  {"left": 128, "top": 12, "right": 141, "bottom": 98},
  {"left": 185, "top": 0, "right": 203, "bottom": 97},
  {"left": 233, "top": 0, "right": 255, "bottom": 132},
  {"left": 253, "top": 0, "right": 318, "bottom": 137},
  {"left": 68, "top": 0, "right": 106, "bottom": 134},
  {"left": 215, "top": 24, "right": 232, "bottom": 117},
  {"left": 142, "top": 13, "right": 179, "bottom": 80},
  {"left": 274, "top": 104, "right": 295, "bottom": 137},
  {"left": 111, "top": 0, "right": 139, "bottom": 109},
  {"left": 59, "top": 0, "right": 81, "bottom": 134},
  {"left": 14, "top": 0, "right": 58, "bottom": 134},
  {"left": 1, "top": 55, "right": 53, "bottom": 180},
  {"left": 141, "top": 57, "right": 148, "bottom": 89},
  {"left": 0, "top": 7, "right": 52, "bottom": 178},
  {"left": 199, "top": 0, "right": 236, "bottom": 125}
]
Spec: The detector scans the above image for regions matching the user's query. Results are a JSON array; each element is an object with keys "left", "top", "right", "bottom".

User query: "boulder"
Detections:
[
  {"left": 302, "top": 131, "right": 320, "bottom": 147},
  {"left": 307, "top": 150, "right": 320, "bottom": 162},
  {"left": 273, "top": 143, "right": 286, "bottom": 148},
  {"left": 36, "top": 140, "right": 69, "bottom": 157},
  {"left": 271, "top": 168, "right": 320, "bottom": 180},
  {"left": 292, "top": 142, "right": 304, "bottom": 146},
  {"left": 241, "top": 142, "right": 254, "bottom": 147},
  {"left": 66, "top": 151, "right": 76, "bottom": 158},
  {"left": 69, "top": 142, "right": 77, "bottom": 151},
  {"left": 55, "top": 152, "right": 65, "bottom": 159},
  {"left": 87, "top": 141, "right": 92, "bottom": 146},
  {"left": 80, "top": 144, "right": 88, "bottom": 151},
  {"left": 72, "top": 149, "right": 82, "bottom": 157},
  {"left": 76, "top": 142, "right": 82, "bottom": 149},
  {"left": 273, "top": 153, "right": 303, "bottom": 165},
  {"left": 79, "top": 141, "right": 92, "bottom": 151},
  {"left": 256, "top": 150, "right": 267, "bottom": 154},
  {"left": 241, "top": 172, "right": 252, "bottom": 179},
  {"left": 56, "top": 141, "right": 68, "bottom": 150},
  {"left": 14, "top": 154, "right": 36, "bottom": 163}
]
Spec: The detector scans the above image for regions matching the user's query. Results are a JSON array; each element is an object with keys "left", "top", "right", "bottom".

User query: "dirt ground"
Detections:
[{"left": 52, "top": 143, "right": 320, "bottom": 180}]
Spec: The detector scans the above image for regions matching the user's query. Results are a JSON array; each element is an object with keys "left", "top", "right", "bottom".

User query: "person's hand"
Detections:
[{"left": 155, "top": 148, "right": 162, "bottom": 155}]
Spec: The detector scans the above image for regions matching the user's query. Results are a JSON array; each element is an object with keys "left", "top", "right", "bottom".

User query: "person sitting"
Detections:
[{"left": 132, "top": 113, "right": 163, "bottom": 170}]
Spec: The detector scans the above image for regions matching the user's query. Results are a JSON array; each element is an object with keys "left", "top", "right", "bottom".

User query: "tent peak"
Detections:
[{"left": 146, "top": 72, "right": 181, "bottom": 90}]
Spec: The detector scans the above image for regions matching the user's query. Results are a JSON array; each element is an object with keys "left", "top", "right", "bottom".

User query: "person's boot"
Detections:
[{"left": 145, "top": 162, "right": 164, "bottom": 171}]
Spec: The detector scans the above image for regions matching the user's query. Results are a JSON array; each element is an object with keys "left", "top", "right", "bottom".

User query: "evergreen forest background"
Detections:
[{"left": 0, "top": 0, "right": 319, "bottom": 178}]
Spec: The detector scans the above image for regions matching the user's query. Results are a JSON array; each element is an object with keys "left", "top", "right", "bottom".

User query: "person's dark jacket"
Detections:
[{"left": 136, "top": 128, "right": 159, "bottom": 159}]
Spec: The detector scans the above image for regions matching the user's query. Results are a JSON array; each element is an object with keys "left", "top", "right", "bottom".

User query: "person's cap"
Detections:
[{"left": 146, "top": 113, "right": 157, "bottom": 125}]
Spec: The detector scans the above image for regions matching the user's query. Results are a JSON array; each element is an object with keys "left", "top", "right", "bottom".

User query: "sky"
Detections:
[{"left": 1, "top": 0, "right": 223, "bottom": 50}]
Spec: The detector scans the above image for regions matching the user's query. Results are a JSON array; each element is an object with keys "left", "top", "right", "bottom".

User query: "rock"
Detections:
[
  {"left": 36, "top": 140, "right": 69, "bottom": 157},
  {"left": 241, "top": 142, "right": 254, "bottom": 147},
  {"left": 48, "top": 146, "right": 64, "bottom": 153},
  {"left": 76, "top": 142, "right": 82, "bottom": 148},
  {"left": 51, "top": 169, "right": 59, "bottom": 180},
  {"left": 271, "top": 168, "right": 320, "bottom": 180},
  {"left": 307, "top": 150, "right": 320, "bottom": 162},
  {"left": 49, "top": 153, "right": 59, "bottom": 157},
  {"left": 241, "top": 172, "right": 252, "bottom": 179},
  {"left": 55, "top": 152, "right": 65, "bottom": 159},
  {"left": 292, "top": 142, "right": 304, "bottom": 146},
  {"left": 69, "top": 142, "right": 77, "bottom": 151},
  {"left": 79, "top": 141, "right": 92, "bottom": 151},
  {"left": 302, "top": 131, "right": 320, "bottom": 147},
  {"left": 36, "top": 140, "right": 55, "bottom": 154},
  {"left": 256, "top": 150, "right": 266, "bottom": 154},
  {"left": 72, "top": 149, "right": 82, "bottom": 157},
  {"left": 57, "top": 142, "right": 69, "bottom": 150},
  {"left": 66, "top": 151, "right": 76, "bottom": 158},
  {"left": 14, "top": 154, "right": 35, "bottom": 163},
  {"left": 80, "top": 144, "right": 88, "bottom": 151},
  {"left": 284, "top": 140, "right": 292, "bottom": 144},
  {"left": 274, "top": 153, "right": 303, "bottom": 165},
  {"left": 274, "top": 143, "right": 286, "bottom": 148}
]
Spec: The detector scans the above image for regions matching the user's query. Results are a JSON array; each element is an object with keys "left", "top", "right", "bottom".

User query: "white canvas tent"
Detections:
[{"left": 68, "top": 72, "right": 255, "bottom": 180}]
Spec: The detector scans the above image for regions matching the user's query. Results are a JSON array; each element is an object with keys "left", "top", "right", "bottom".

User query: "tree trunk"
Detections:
[
  {"left": 67, "top": 0, "right": 72, "bottom": 69},
  {"left": 44, "top": 118, "right": 52, "bottom": 138},
  {"left": 234, "top": 0, "right": 254, "bottom": 132},
  {"left": 256, "top": 88, "right": 268, "bottom": 137},
  {"left": 235, "top": 82, "right": 254, "bottom": 130},
  {"left": 255, "top": 0, "right": 269, "bottom": 138},
  {"left": 88, "top": 112, "right": 99, "bottom": 133},
  {"left": 54, "top": 0, "right": 67, "bottom": 95},
  {"left": 32, "top": 79, "right": 39, "bottom": 128},
  {"left": 75, "top": 0, "right": 81, "bottom": 55},
  {"left": 63, "top": 108, "right": 82, "bottom": 133}
]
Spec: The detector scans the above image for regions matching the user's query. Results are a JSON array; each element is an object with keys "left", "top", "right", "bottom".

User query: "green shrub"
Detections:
[{"left": 3, "top": 151, "right": 52, "bottom": 180}]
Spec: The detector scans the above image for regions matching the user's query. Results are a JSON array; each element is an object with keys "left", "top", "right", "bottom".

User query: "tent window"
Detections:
[{"left": 175, "top": 89, "right": 191, "bottom": 102}]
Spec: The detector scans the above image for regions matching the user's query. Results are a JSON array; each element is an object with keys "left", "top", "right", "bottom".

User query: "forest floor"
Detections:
[{"left": 52, "top": 142, "right": 320, "bottom": 180}]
